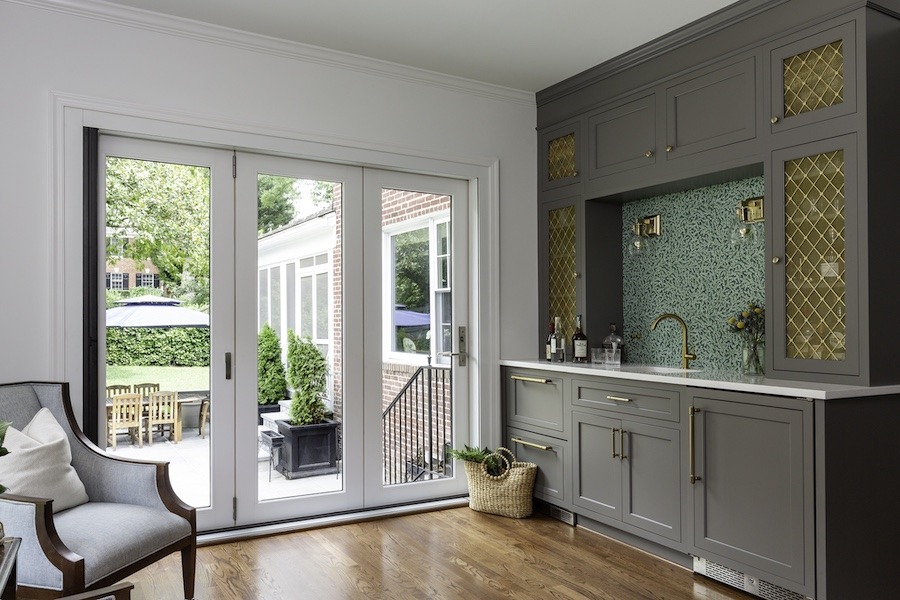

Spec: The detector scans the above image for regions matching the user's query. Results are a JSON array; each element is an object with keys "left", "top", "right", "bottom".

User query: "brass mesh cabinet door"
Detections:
[
  {"left": 773, "top": 134, "right": 858, "bottom": 377},
  {"left": 770, "top": 21, "right": 856, "bottom": 132},
  {"left": 540, "top": 120, "right": 581, "bottom": 191},
  {"left": 548, "top": 204, "right": 578, "bottom": 342}
]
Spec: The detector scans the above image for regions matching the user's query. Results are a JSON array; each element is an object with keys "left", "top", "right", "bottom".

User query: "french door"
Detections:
[{"left": 99, "top": 136, "right": 471, "bottom": 531}]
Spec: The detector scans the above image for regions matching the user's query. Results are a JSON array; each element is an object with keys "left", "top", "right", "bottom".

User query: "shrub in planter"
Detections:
[
  {"left": 257, "top": 324, "right": 287, "bottom": 406},
  {"left": 286, "top": 330, "right": 328, "bottom": 425}
]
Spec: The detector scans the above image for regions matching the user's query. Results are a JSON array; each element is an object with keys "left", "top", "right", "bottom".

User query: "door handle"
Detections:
[
  {"left": 225, "top": 352, "right": 232, "bottom": 380},
  {"left": 689, "top": 406, "right": 702, "bottom": 484},
  {"left": 438, "top": 326, "right": 467, "bottom": 366},
  {"left": 612, "top": 428, "right": 620, "bottom": 458},
  {"left": 511, "top": 375, "right": 551, "bottom": 384},
  {"left": 511, "top": 437, "right": 553, "bottom": 451},
  {"left": 620, "top": 429, "right": 627, "bottom": 460}
]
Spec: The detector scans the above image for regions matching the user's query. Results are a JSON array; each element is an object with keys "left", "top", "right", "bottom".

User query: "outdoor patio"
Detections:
[{"left": 105, "top": 423, "right": 343, "bottom": 509}]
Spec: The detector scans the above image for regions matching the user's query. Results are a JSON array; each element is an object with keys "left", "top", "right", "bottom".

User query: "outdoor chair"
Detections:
[
  {"left": 132, "top": 382, "right": 160, "bottom": 398},
  {"left": 198, "top": 396, "right": 209, "bottom": 439},
  {"left": 146, "top": 390, "right": 179, "bottom": 445},
  {"left": 0, "top": 382, "right": 196, "bottom": 599},
  {"left": 105, "top": 384, "right": 131, "bottom": 398},
  {"left": 107, "top": 393, "right": 144, "bottom": 450}
]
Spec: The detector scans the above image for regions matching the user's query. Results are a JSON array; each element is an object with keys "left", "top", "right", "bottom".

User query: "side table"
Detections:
[{"left": 0, "top": 537, "right": 20, "bottom": 600}]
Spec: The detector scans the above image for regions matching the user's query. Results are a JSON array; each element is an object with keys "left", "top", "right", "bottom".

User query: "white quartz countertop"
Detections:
[{"left": 499, "top": 358, "right": 900, "bottom": 400}]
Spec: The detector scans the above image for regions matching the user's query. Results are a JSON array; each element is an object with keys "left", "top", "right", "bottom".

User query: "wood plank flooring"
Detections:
[{"left": 127, "top": 508, "right": 755, "bottom": 599}]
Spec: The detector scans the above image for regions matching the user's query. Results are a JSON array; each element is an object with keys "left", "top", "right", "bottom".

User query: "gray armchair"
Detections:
[{"left": 0, "top": 382, "right": 195, "bottom": 599}]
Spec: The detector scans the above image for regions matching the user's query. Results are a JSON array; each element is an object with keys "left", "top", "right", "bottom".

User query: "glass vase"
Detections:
[{"left": 741, "top": 339, "right": 765, "bottom": 376}]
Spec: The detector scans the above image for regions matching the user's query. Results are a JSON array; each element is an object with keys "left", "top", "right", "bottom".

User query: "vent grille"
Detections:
[
  {"left": 547, "top": 133, "right": 577, "bottom": 181},
  {"left": 783, "top": 40, "right": 844, "bottom": 117},
  {"left": 693, "top": 556, "right": 808, "bottom": 600}
]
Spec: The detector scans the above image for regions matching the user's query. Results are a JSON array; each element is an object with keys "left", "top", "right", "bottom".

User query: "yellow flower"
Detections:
[
  {"left": 736, "top": 321, "right": 745, "bottom": 329},
  {"left": 754, "top": 307, "right": 762, "bottom": 314},
  {"left": 741, "top": 311, "right": 750, "bottom": 318}
]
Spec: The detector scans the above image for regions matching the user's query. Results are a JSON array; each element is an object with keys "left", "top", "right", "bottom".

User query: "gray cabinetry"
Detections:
[
  {"left": 503, "top": 368, "right": 571, "bottom": 510},
  {"left": 572, "top": 379, "right": 681, "bottom": 544},
  {"left": 665, "top": 57, "right": 757, "bottom": 160},
  {"left": 540, "top": 117, "right": 582, "bottom": 191},
  {"left": 587, "top": 94, "right": 657, "bottom": 179},
  {"left": 688, "top": 389, "right": 813, "bottom": 597}
]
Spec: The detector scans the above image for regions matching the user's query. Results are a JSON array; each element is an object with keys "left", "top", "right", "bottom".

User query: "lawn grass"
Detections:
[{"left": 106, "top": 365, "right": 210, "bottom": 392}]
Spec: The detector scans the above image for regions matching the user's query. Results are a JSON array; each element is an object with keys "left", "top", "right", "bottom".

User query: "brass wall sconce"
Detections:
[
  {"left": 732, "top": 196, "right": 764, "bottom": 244},
  {"left": 629, "top": 214, "right": 661, "bottom": 256}
]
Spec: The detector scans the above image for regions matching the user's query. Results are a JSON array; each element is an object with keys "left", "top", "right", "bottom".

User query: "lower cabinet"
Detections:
[
  {"left": 506, "top": 427, "right": 568, "bottom": 507},
  {"left": 688, "top": 390, "right": 814, "bottom": 597},
  {"left": 572, "top": 410, "right": 681, "bottom": 542}
]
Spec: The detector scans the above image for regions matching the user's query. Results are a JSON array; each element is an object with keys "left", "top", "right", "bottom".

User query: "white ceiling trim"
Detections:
[{"left": 11, "top": 0, "right": 535, "bottom": 105}]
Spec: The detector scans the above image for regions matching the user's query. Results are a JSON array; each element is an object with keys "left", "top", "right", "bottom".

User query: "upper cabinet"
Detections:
[
  {"left": 540, "top": 118, "right": 583, "bottom": 191},
  {"left": 769, "top": 21, "right": 857, "bottom": 133},
  {"left": 665, "top": 57, "right": 757, "bottom": 160},
  {"left": 587, "top": 94, "right": 657, "bottom": 179}
]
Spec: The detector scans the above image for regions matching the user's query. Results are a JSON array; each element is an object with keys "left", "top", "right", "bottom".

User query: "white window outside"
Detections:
[{"left": 108, "top": 272, "right": 125, "bottom": 290}]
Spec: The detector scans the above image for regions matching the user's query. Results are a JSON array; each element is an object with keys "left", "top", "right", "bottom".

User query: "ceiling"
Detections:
[{"left": 98, "top": 0, "right": 740, "bottom": 93}]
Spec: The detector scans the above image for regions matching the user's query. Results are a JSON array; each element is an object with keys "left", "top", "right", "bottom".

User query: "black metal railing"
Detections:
[{"left": 382, "top": 362, "right": 452, "bottom": 485}]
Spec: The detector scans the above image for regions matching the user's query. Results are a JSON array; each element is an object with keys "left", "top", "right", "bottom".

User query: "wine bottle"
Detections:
[
  {"left": 572, "top": 314, "right": 588, "bottom": 362},
  {"left": 554, "top": 316, "right": 566, "bottom": 362},
  {"left": 545, "top": 319, "right": 555, "bottom": 361}
]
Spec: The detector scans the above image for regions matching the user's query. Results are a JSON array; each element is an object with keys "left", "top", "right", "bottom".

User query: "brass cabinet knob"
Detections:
[
  {"left": 771, "top": 116, "right": 780, "bottom": 124},
  {"left": 645, "top": 150, "right": 654, "bottom": 158},
  {"left": 772, "top": 256, "right": 781, "bottom": 264},
  {"left": 666, "top": 145, "right": 673, "bottom": 153}
]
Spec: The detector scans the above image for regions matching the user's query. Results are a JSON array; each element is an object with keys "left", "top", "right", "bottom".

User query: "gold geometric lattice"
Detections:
[
  {"left": 784, "top": 150, "right": 846, "bottom": 361},
  {"left": 783, "top": 40, "right": 844, "bottom": 118},
  {"left": 548, "top": 205, "right": 577, "bottom": 340},
  {"left": 547, "top": 133, "right": 577, "bottom": 182}
]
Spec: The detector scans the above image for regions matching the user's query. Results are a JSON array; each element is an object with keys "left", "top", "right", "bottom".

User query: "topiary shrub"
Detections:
[
  {"left": 286, "top": 330, "right": 329, "bottom": 425},
  {"left": 257, "top": 324, "right": 287, "bottom": 406}
]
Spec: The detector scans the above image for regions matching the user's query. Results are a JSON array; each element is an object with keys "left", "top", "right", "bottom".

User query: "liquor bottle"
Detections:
[
  {"left": 545, "top": 319, "right": 555, "bottom": 361},
  {"left": 553, "top": 316, "right": 566, "bottom": 362},
  {"left": 572, "top": 314, "right": 588, "bottom": 362}
]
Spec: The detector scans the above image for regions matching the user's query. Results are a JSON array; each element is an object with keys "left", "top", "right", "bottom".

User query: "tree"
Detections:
[
  {"left": 257, "top": 324, "right": 287, "bottom": 405},
  {"left": 393, "top": 228, "right": 430, "bottom": 312},
  {"left": 286, "top": 330, "right": 329, "bottom": 425},
  {"left": 257, "top": 174, "right": 297, "bottom": 234},
  {"left": 105, "top": 157, "right": 211, "bottom": 304}
]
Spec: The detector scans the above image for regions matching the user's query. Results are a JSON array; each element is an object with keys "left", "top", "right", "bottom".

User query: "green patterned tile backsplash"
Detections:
[{"left": 622, "top": 176, "right": 765, "bottom": 372}]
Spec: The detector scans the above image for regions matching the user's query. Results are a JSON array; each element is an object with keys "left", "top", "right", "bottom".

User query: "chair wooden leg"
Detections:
[{"left": 181, "top": 543, "right": 196, "bottom": 600}]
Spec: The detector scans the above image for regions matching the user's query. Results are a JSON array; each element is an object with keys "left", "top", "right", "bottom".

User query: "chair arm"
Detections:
[{"left": 0, "top": 494, "right": 85, "bottom": 592}]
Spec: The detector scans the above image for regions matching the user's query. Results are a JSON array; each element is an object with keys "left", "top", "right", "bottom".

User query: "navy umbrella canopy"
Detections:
[{"left": 106, "top": 295, "right": 209, "bottom": 328}]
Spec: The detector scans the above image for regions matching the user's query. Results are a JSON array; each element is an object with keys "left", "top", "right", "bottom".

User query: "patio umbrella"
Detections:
[
  {"left": 106, "top": 296, "right": 209, "bottom": 328},
  {"left": 394, "top": 308, "right": 430, "bottom": 327}
]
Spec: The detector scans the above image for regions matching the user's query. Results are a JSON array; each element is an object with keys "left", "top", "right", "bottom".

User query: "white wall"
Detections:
[{"left": 0, "top": 1, "right": 537, "bottom": 416}]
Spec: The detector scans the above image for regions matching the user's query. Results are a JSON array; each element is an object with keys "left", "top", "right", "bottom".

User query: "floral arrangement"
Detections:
[{"left": 727, "top": 302, "right": 765, "bottom": 374}]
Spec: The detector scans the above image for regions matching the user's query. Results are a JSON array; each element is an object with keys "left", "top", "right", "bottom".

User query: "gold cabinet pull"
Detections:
[
  {"left": 611, "top": 428, "right": 619, "bottom": 458},
  {"left": 665, "top": 145, "right": 673, "bottom": 153},
  {"left": 772, "top": 256, "right": 781, "bottom": 264},
  {"left": 511, "top": 375, "right": 551, "bottom": 384},
  {"left": 606, "top": 395, "right": 632, "bottom": 403},
  {"left": 620, "top": 429, "right": 627, "bottom": 461},
  {"left": 645, "top": 150, "right": 654, "bottom": 158},
  {"left": 689, "top": 406, "right": 702, "bottom": 484},
  {"left": 771, "top": 115, "right": 780, "bottom": 124},
  {"left": 511, "top": 437, "right": 553, "bottom": 451}
]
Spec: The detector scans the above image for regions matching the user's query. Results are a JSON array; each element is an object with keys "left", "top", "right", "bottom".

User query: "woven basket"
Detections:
[{"left": 463, "top": 447, "right": 537, "bottom": 518}]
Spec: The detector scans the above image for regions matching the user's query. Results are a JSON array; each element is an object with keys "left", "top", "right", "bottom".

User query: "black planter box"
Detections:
[{"left": 275, "top": 418, "right": 340, "bottom": 479}]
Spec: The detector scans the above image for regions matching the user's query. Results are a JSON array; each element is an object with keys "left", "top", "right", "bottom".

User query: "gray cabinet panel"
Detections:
[
  {"left": 506, "top": 370, "right": 566, "bottom": 437},
  {"left": 572, "top": 378, "right": 679, "bottom": 422},
  {"left": 507, "top": 426, "right": 569, "bottom": 507},
  {"left": 587, "top": 94, "right": 657, "bottom": 179},
  {"left": 621, "top": 420, "right": 681, "bottom": 541},
  {"left": 665, "top": 57, "right": 756, "bottom": 159},
  {"left": 690, "top": 391, "right": 812, "bottom": 592},
  {"left": 572, "top": 411, "right": 622, "bottom": 519}
]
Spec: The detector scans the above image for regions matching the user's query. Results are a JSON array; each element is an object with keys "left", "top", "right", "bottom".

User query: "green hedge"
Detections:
[{"left": 106, "top": 327, "right": 210, "bottom": 367}]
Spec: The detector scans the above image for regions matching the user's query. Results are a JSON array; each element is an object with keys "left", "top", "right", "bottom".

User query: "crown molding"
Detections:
[{"left": 9, "top": 0, "right": 535, "bottom": 106}]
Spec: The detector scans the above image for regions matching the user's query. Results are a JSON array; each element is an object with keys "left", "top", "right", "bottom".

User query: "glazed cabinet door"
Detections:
[
  {"left": 539, "top": 195, "right": 583, "bottom": 360},
  {"left": 770, "top": 134, "right": 859, "bottom": 378},
  {"left": 688, "top": 391, "right": 813, "bottom": 595},
  {"left": 539, "top": 118, "right": 583, "bottom": 191},
  {"left": 769, "top": 19, "right": 857, "bottom": 133}
]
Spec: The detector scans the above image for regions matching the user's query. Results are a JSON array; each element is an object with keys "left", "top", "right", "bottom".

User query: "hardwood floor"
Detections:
[{"left": 128, "top": 508, "right": 755, "bottom": 599}]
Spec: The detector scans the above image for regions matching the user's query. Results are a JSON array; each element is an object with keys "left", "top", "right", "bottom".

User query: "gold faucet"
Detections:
[{"left": 650, "top": 313, "right": 697, "bottom": 370}]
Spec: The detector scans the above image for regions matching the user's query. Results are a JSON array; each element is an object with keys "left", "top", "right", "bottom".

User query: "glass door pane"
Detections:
[
  {"left": 363, "top": 170, "right": 469, "bottom": 506},
  {"left": 99, "top": 136, "right": 235, "bottom": 530},
  {"left": 235, "top": 154, "right": 363, "bottom": 525}
]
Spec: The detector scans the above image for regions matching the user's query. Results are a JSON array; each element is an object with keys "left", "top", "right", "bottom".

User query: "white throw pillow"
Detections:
[{"left": 0, "top": 407, "right": 89, "bottom": 512}]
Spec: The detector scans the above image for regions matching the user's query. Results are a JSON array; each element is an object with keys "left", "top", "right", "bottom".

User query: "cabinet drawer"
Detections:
[
  {"left": 506, "top": 371, "right": 566, "bottom": 436},
  {"left": 507, "top": 427, "right": 569, "bottom": 507},
  {"left": 572, "top": 379, "right": 679, "bottom": 422}
]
